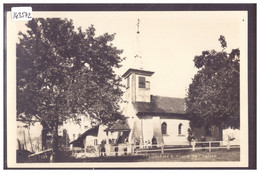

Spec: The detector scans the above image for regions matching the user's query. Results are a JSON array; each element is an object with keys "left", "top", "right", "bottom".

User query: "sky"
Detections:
[{"left": 12, "top": 11, "right": 247, "bottom": 98}]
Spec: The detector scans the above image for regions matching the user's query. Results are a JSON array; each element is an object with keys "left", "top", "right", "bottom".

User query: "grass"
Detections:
[
  {"left": 55, "top": 148, "right": 240, "bottom": 162},
  {"left": 140, "top": 148, "right": 240, "bottom": 162}
]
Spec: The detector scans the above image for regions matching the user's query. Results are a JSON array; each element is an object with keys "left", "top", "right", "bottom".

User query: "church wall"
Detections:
[
  {"left": 152, "top": 117, "right": 164, "bottom": 145},
  {"left": 133, "top": 115, "right": 190, "bottom": 146},
  {"left": 130, "top": 120, "right": 142, "bottom": 145},
  {"left": 160, "top": 118, "right": 190, "bottom": 146},
  {"left": 121, "top": 102, "right": 140, "bottom": 144},
  {"left": 131, "top": 117, "right": 162, "bottom": 146},
  {"left": 142, "top": 118, "right": 153, "bottom": 145}
]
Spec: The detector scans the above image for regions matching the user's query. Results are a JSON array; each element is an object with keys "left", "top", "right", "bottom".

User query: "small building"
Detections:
[
  {"left": 17, "top": 115, "right": 43, "bottom": 153},
  {"left": 62, "top": 114, "right": 92, "bottom": 148},
  {"left": 16, "top": 115, "right": 44, "bottom": 162},
  {"left": 69, "top": 120, "right": 132, "bottom": 157}
]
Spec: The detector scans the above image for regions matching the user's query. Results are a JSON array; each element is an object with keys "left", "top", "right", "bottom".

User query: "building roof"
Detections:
[
  {"left": 122, "top": 68, "right": 154, "bottom": 78},
  {"left": 104, "top": 119, "right": 131, "bottom": 132},
  {"left": 16, "top": 114, "right": 42, "bottom": 122},
  {"left": 69, "top": 125, "right": 99, "bottom": 145},
  {"left": 70, "top": 119, "right": 131, "bottom": 145},
  {"left": 133, "top": 95, "right": 187, "bottom": 115}
]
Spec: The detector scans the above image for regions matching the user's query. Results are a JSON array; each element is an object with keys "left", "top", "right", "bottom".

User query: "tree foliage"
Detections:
[
  {"left": 186, "top": 35, "right": 240, "bottom": 130},
  {"left": 17, "top": 18, "right": 125, "bottom": 155}
]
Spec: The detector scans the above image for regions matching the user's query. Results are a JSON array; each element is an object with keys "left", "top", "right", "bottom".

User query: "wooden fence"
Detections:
[
  {"left": 135, "top": 140, "right": 239, "bottom": 154},
  {"left": 28, "top": 149, "right": 53, "bottom": 161},
  {"left": 69, "top": 140, "right": 239, "bottom": 157}
]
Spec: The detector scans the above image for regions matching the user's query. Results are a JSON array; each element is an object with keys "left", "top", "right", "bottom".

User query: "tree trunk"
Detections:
[
  {"left": 51, "top": 122, "right": 59, "bottom": 162},
  {"left": 217, "top": 125, "right": 223, "bottom": 141}
]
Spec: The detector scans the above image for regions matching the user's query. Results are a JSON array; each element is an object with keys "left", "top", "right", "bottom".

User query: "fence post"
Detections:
[
  {"left": 227, "top": 140, "right": 230, "bottom": 150},
  {"left": 209, "top": 142, "right": 211, "bottom": 152},
  {"left": 49, "top": 153, "right": 54, "bottom": 162},
  {"left": 161, "top": 144, "right": 164, "bottom": 154},
  {"left": 192, "top": 140, "right": 195, "bottom": 151}
]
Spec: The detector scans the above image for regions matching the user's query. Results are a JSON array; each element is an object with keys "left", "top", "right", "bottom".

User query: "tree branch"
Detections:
[{"left": 228, "top": 63, "right": 240, "bottom": 74}]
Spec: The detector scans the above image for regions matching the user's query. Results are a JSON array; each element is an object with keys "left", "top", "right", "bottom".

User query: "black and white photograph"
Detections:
[{"left": 4, "top": 4, "right": 256, "bottom": 169}]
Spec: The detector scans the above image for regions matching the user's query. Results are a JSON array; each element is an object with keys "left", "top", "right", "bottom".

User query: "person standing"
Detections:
[{"left": 152, "top": 136, "right": 157, "bottom": 148}]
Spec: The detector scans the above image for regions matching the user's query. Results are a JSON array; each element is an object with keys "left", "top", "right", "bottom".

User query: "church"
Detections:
[
  {"left": 117, "top": 19, "right": 189, "bottom": 147},
  {"left": 120, "top": 68, "right": 190, "bottom": 147}
]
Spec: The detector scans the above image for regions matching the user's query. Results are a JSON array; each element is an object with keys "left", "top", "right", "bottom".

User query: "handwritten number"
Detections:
[{"left": 13, "top": 11, "right": 32, "bottom": 20}]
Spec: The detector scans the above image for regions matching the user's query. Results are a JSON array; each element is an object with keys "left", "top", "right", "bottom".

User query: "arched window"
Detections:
[
  {"left": 161, "top": 122, "right": 167, "bottom": 135},
  {"left": 178, "top": 123, "right": 183, "bottom": 135}
]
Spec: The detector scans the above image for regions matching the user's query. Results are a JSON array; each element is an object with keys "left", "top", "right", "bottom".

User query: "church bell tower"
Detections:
[
  {"left": 122, "top": 68, "right": 154, "bottom": 103},
  {"left": 122, "top": 19, "right": 154, "bottom": 103}
]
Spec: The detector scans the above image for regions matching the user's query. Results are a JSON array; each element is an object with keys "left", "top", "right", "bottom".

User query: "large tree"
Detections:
[
  {"left": 17, "top": 18, "right": 125, "bottom": 159},
  {"left": 186, "top": 35, "right": 240, "bottom": 136}
]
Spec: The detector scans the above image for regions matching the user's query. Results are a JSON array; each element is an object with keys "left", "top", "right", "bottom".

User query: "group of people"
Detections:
[{"left": 135, "top": 136, "right": 158, "bottom": 148}]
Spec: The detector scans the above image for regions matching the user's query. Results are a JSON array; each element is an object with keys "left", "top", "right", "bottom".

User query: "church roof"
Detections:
[{"left": 133, "top": 95, "right": 186, "bottom": 115}]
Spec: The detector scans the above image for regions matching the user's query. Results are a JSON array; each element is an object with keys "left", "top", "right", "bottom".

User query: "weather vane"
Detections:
[
  {"left": 137, "top": 19, "right": 140, "bottom": 34},
  {"left": 135, "top": 18, "right": 143, "bottom": 69}
]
